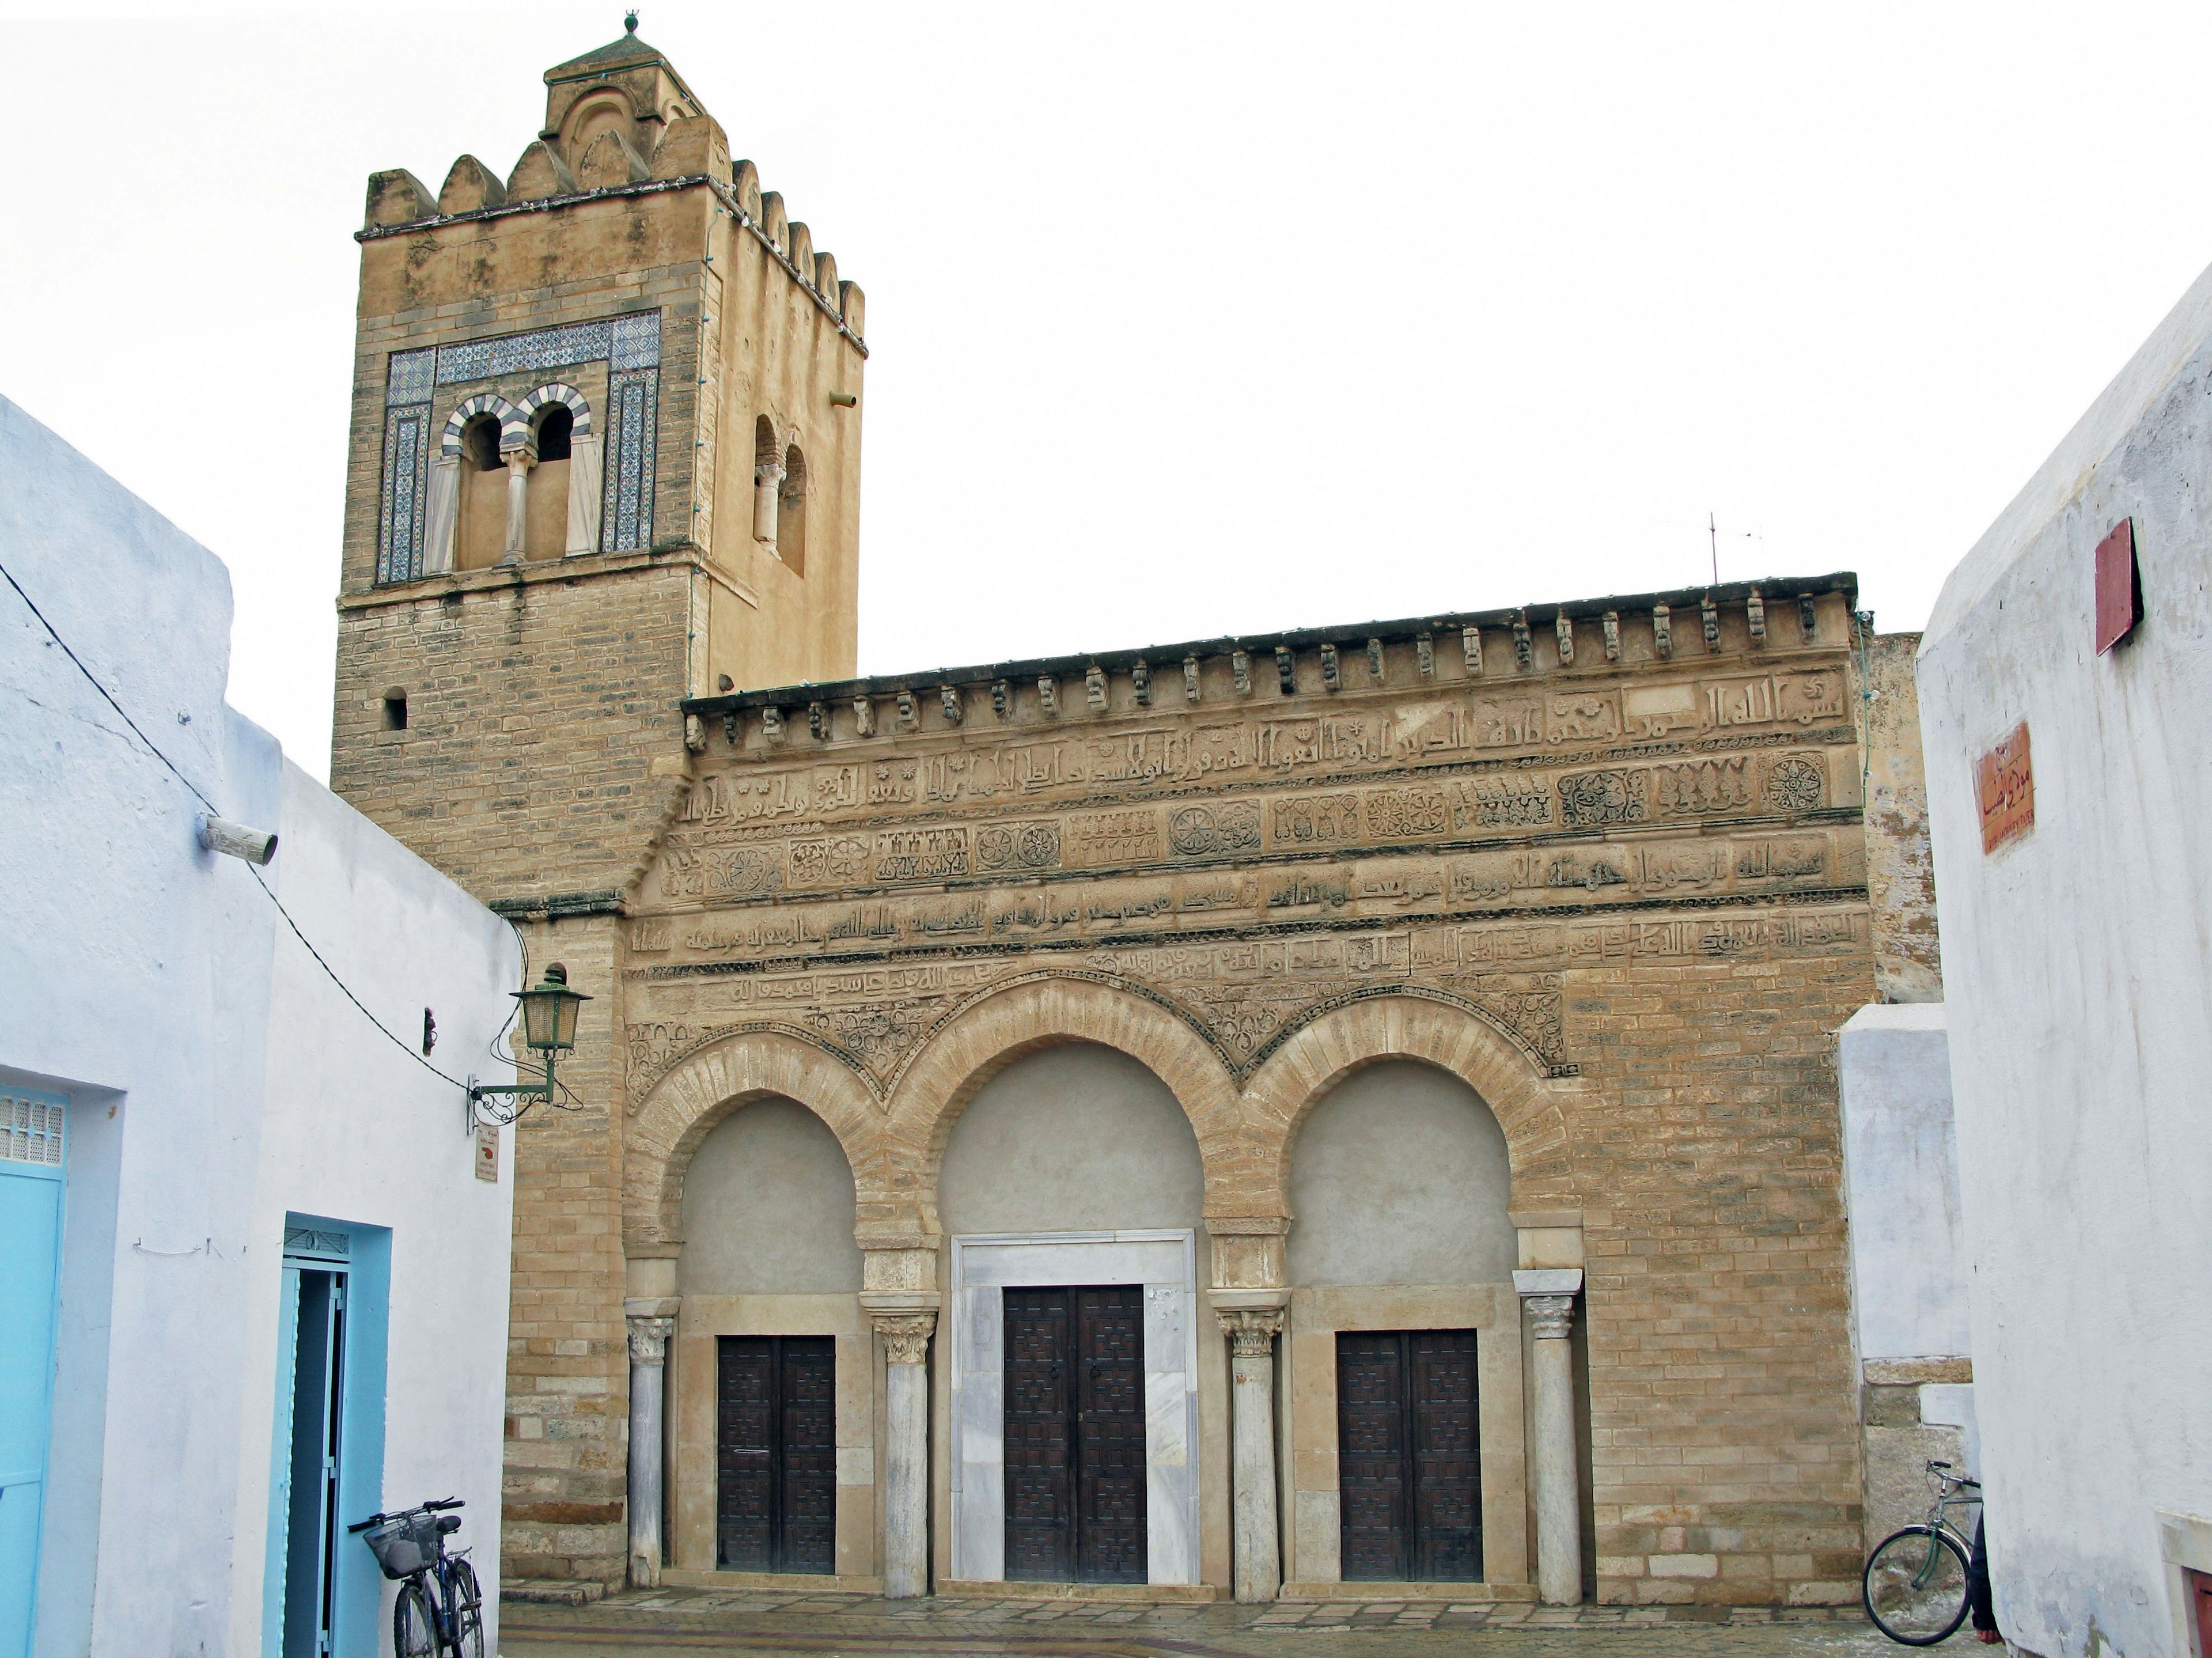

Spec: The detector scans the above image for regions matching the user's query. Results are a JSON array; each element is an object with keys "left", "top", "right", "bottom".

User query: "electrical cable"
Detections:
[{"left": 2, "top": 550, "right": 541, "bottom": 1101}]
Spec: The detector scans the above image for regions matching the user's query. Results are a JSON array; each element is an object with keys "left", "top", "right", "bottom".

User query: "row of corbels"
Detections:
[
  {"left": 681, "top": 590, "right": 1817, "bottom": 752},
  {"left": 363, "top": 123, "right": 861, "bottom": 335}
]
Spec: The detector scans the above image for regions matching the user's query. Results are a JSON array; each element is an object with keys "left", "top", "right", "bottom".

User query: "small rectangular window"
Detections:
[{"left": 382, "top": 692, "right": 407, "bottom": 732}]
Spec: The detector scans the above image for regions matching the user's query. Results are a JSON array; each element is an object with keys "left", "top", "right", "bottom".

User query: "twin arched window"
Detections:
[
  {"left": 752, "top": 415, "right": 808, "bottom": 577},
  {"left": 437, "top": 387, "right": 594, "bottom": 571}
]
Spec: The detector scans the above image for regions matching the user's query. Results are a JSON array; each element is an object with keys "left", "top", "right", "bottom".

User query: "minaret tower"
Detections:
[{"left": 331, "top": 18, "right": 865, "bottom": 906}]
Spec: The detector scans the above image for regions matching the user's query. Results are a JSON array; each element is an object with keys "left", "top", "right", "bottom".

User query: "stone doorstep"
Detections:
[
  {"left": 937, "top": 1579, "right": 1219, "bottom": 1604},
  {"left": 657, "top": 1568, "right": 884, "bottom": 1594},
  {"left": 1279, "top": 1581, "right": 1541, "bottom": 1603},
  {"left": 499, "top": 1581, "right": 605, "bottom": 1606}
]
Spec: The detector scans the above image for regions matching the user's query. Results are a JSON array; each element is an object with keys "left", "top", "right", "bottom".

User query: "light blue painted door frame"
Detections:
[
  {"left": 0, "top": 1089, "right": 67, "bottom": 1658},
  {"left": 264, "top": 1220, "right": 388, "bottom": 1658}
]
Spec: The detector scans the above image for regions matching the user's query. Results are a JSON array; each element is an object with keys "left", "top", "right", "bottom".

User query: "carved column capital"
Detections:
[
  {"left": 1522, "top": 1294, "right": 1575, "bottom": 1341},
  {"left": 1215, "top": 1307, "right": 1285, "bottom": 1357},
  {"left": 873, "top": 1311, "right": 937, "bottom": 1365},
  {"left": 504, "top": 448, "right": 536, "bottom": 472},
  {"left": 626, "top": 1315, "right": 676, "bottom": 1364}
]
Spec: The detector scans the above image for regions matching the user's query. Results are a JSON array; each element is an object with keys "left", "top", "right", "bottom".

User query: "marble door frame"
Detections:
[{"left": 947, "top": 1230, "right": 1201, "bottom": 1585}]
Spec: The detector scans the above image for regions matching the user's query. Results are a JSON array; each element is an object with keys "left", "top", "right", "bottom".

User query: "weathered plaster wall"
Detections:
[
  {"left": 1919, "top": 252, "right": 2212, "bottom": 1658},
  {"left": 679, "top": 1097, "right": 863, "bottom": 1293},
  {"left": 1286, "top": 1059, "right": 1514, "bottom": 1286},
  {"left": 1861, "top": 633, "right": 1942, "bottom": 1002},
  {"left": 1837, "top": 1004, "right": 1971, "bottom": 1544},
  {"left": 0, "top": 397, "right": 518, "bottom": 1658},
  {"left": 938, "top": 1044, "right": 1207, "bottom": 1237}
]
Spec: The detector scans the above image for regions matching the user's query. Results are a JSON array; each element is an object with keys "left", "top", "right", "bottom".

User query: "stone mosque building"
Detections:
[{"left": 330, "top": 25, "right": 1942, "bottom": 1609}]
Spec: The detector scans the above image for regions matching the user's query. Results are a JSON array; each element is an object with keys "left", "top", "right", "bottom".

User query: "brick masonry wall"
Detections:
[
  {"left": 332, "top": 568, "right": 695, "bottom": 903},
  {"left": 1574, "top": 953, "right": 1870, "bottom": 1605},
  {"left": 500, "top": 914, "right": 631, "bottom": 1585}
]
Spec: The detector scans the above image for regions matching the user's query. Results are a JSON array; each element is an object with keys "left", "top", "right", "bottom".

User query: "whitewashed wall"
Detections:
[
  {"left": 1918, "top": 260, "right": 2212, "bottom": 1658},
  {"left": 0, "top": 395, "right": 518, "bottom": 1658}
]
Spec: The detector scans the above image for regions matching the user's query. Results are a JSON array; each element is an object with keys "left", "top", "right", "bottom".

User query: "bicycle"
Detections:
[
  {"left": 1863, "top": 1460, "right": 1983, "bottom": 1645},
  {"left": 350, "top": 1496, "right": 484, "bottom": 1658}
]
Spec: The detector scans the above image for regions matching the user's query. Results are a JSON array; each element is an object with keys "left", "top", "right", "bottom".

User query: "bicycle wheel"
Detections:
[
  {"left": 1863, "top": 1525, "right": 1972, "bottom": 1645},
  {"left": 447, "top": 1558, "right": 486, "bottom": 1658},
  {"left": 393, "top": 1578, "right": 439, "bottom": 1658}
]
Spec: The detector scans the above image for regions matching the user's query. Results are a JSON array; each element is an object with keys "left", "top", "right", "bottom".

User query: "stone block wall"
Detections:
[
  {"left": 499, "top": 913, "right": 631, "bottom": 1587},
  {"left": 1578, "top": 952, "right": 1870, "bottom": 1604}
]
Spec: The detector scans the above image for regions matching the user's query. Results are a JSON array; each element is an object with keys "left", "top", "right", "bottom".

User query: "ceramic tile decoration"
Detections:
[
  {"left": 377, "top": 310, "right": 662, "bottom": 578},
  {"left": 385, "top": 347, "right": 436, "bottom": 405},
  {"left": 377, "top": 403, "right": 430, "bottom": 583},
  {"left": 606, "top": 367, "right": 658, "bottom": 552}
]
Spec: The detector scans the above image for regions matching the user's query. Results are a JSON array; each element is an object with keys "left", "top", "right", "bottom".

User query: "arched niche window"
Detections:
[
  {"left": 751, "top": 415, "right": 781, "bottom": 552},
  {"left": 523, "top": 404, "right": 572, "bottom": 561},
  {"left": 455, "top": 413, "right": 507, "bottom": 571},
  {"left": 778, "top": 443, "right": 808, "bottom": 576}
]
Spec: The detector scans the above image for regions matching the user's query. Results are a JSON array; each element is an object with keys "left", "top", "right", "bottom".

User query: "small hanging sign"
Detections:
[{"left": 475, "top": 1122, "right": 501, "bottom": 1184}]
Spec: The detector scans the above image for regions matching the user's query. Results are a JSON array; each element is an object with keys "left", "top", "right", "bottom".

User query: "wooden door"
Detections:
[
  {"left": 1336, "top": 1329, "right": 1483, "bottom": 1581},
  {"left": 1003, "top": 1286, "right": 1149, "bottom": 1583},
  {"left": 717, "top": 1335, "right": 836, "bottom": 1573}
]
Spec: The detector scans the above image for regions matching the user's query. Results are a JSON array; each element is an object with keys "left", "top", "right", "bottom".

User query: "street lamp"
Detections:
[{"left": 469, "top": 962, "right": 590, "bottom": 1125}]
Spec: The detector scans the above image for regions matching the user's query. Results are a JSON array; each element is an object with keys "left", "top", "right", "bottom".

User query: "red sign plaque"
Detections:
[
  {"left": 1975, "top": 723, "right": 2035, "bottom": 855},
  {"left": 2095, "top": 518, "right": 2140, "bottom": 654}
]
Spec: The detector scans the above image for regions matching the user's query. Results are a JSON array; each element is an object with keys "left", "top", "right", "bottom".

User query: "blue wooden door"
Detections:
[{"left": 0, "top": 1090, "right": 66, "bottom": 1658}]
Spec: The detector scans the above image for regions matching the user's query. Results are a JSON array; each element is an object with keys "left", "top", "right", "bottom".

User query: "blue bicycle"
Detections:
[{"left": 351, "top": 1496, "right": 484, "bottom": 1658}]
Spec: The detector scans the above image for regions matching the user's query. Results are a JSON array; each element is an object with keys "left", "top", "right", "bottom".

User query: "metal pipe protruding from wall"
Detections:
[{"left": 196, "top": 814, "right": 279, "bottom": 865}]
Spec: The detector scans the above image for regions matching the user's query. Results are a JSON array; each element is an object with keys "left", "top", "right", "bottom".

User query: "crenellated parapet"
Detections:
[{"left": 354, "top": 22, "right": 864, "bottom": 351}]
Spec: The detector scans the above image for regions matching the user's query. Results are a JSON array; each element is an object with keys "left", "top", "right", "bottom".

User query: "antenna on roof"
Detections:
[
  {"left": 624, "top": 9, "right": 639, "bottom": 32},
  {"left": 1709, "top": 511, "right": 1718, "bottom": 586}
]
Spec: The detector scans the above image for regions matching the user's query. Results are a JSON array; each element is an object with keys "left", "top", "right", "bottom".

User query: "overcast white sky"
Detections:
[{"left": 4, "top": 3, "right": 2209, "bottom": 780}]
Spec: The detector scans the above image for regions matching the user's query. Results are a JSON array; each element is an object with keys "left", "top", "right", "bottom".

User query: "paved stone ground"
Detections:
[{"left": 499, "top": 1587, "right": 1903, "bottom": 1657}]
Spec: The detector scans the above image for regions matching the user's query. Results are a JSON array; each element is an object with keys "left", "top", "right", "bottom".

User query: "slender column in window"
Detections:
[
  {"left": 752, "top": 415, "right": 782, "bottom": 551},
  {"left": 501, "top": 449, "right": 535, "bottom": 565}
]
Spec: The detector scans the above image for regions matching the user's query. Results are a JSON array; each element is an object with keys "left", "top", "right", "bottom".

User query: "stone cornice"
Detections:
[
  {"left": 338, "top": 540, "right": 755, "bottom": 614},
  {"left": 685, "top": 573, "right": 1859, "bottom": 715}
]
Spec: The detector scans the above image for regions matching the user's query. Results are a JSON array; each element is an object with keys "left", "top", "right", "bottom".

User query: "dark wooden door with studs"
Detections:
[
  {"left": 1336, "top": 1329, "right": 1483, "bottom": 1581},
  {"left": 717, "top": 1335, "right": 836, "bottom": 1573},
  {"left": 1002, "top": 1285, "right": 1149, "bottom": 1583}
]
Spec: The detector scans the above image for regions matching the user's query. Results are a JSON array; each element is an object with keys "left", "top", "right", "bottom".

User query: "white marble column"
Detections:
[
  {"left": 1515, "top": 1269, "right": 1584, "bottom": 1604},
  {"left": 1217, "top": 1307, "right": 1285, "bottom": 1603},
  {"left": 501, "top": 450, "right": 534, "bottom": 563},
  {"left": 624, "top": 1298, "right": 679, "bottom": 1588},
  {"left": 870, "top": 1309, "right": 935, "bottom": 1598}
]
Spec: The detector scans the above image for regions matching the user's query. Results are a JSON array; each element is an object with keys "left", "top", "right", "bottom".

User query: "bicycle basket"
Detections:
[{"left": 361, "top": 1514, "right": 438, "bottom": 1580}]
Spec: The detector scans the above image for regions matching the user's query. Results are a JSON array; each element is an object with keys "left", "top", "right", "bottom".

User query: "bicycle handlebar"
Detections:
[{"left": 348, "top": 1497, "right": 465, "bottom": 1533}]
